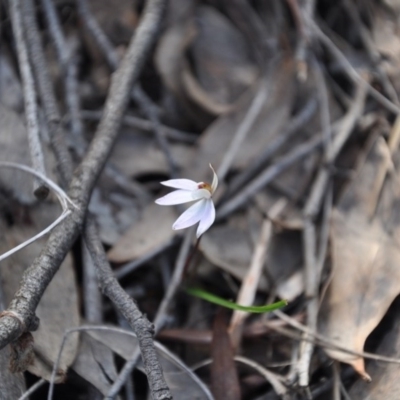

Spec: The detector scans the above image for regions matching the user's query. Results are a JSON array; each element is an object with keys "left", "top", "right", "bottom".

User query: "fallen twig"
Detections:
[
  {"left": 77, "top": 0, "right": 178, "bottom": 177},
  {"left": 84, "top": 219, "right": 172, "bottom": 400},
  {"left": 298, "top": 81, "right": 367, "bottom": 387},
  {"left": 41, "top": 0, "right": 85, "bottom": 152},
  {"left": 0, "top": 2, "right": 171, "bottom": 399},
  {"left": 8, "top": 0, "right": 48, "bottom": 198},
  {"left": 229, "top": 199, "right": 287, "bottom": 350}
]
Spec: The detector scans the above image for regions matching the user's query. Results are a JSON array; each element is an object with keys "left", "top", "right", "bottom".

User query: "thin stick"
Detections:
[
  {"left": 18, "top": 379, "right": 46, "bottom": 400},
  {"left": 0, "top": 162, "right": 76, "bottom": 210},
  {"left": 81, "top": 110, "right": 198, "bottom": 143},
  {"left": 108, "top": 229, "right": 195, "bottom": 397},
  {"left": 234, "top": 356, "right": 288, "bottom": 398},
  {"left": 76, "top": 0, "right": 119, "bottom": 67},
  {"left": 0, "top": 210, "right": 71, "bottom": 263},
  {"left": 8, "top": 0, "right": 48, "bottom": 198},
  {"left": 298, "top": 82, "right": 367, "bottom": 387},
  {"left": 217, "top": 83, "right": 268, "bottom": 182},
  {"left": 216, "top": 128, "right": 331, "bottom": 220},
  {"left": 273, "top": 310, "right": 400, "bottom": 365},
  {"left": 83, "top": 243, "right": 103, "bottom": 324},
  {"left": 310, "top": 18, "right": 400, "bottom": 115},
  {"left": 49, "top": 325, "right": 213, "bottom": 400},
  {"left": 155, "top": 229, "right": 195, "bottom": 331},
  {"left": 114, "top": 238, "right": 176, "bottom": 280},
  {"left": 43, "top": 0, "right": 149, "bottom": 199},
  {"left": 224, "top": 97, "right": 317, "bottom": 198},
  {"left": 296, "top": 0, "right": 316, "bottom": 80},
  {"left": 342, "top": 0, "right": 399, "bottom": 104},
  {"left": 304, "top": 82, "right": 367, "bottom": 224},
  {"left": 83, "top": 239, "right": 103, "bottom": 400},
  {"left": 23, "top": 0, "right": 73, "bottom": 186},
  {"left": 85, "top": 218, "right": 171, "bottom": 400},
  {"left": 332, "top": 362, "right": 341, "bottom": 400},
  {"left": 229, "top": 199, "right": 287, "bottom": 350},
  {"left": 77, "top": 0, "right": 177, "bottom": 176},
  {"left": 132, "top": 87, "right": 179, "bottom": 176},
  {"left": 41, "top": 0, "right": 85, "bottom": 152}
]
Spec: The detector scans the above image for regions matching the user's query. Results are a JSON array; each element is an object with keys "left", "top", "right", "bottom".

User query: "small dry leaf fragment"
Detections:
[
  {"left": 318, "top": 138, "right": 400, "bottom": 379},
  {"left": 107, "top": 202, "right": 176, "bottom": 263},
  {"left": 349, "top": 299, "right": 400, "bottom": 399},
  {"left": 109, "top": 130, "right": 191, "bottom": 178},
  {"left": 200, "top": 224, "right": 257, "bottom": 281},
  {"left": 9, "top": 332, "right": 34, "bottom": 374},
  {"left": 182, "top": 6, "right": 257, "bottom": 115},
  {"left": 0, "top": 346, "right": 25, "bottom": 398},
  {"left": 72, "top": 332, "right": 118, "bottom": 396}
]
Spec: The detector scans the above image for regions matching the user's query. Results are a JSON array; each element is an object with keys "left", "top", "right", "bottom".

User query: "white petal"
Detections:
[
  {"left": 192, "top": 188, "right": 211, "bottom": 200},
  {"left": 155, "top": 190, "right": 195, "bottom": 205},
  {"left": 209, "top": 164, "right": 218, "bottom": 194},
  {"left": 160, "top": 179, "right": 198, "bottom": 190},
  {"left": 172, "top": 200, "right": 206, "bottom": 230},
  {"left": 196, "top": 199, "right": 215, "bottom": 238}
]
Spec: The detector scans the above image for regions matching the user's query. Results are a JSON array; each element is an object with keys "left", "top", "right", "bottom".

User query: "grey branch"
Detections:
[
  {"left": 0, "top": 2, "right": 170, "bottom": 399},
  {"left": 77, "top": 0, "right": 178, "bottom": 177},
  {"left": 8, "top": 0, "right": 48, "bottom": 198},
  {"left": 85, "top": 220, "right": 172, "bottom": 400},
  {"left": 22, "top": 0, "right": 73, "bottom": 186}
]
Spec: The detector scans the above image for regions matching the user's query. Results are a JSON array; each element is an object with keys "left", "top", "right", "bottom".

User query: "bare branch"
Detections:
[
  {"left": 77, "top": 0, "right": 178, "bottom": 177},
  {"left": 0, "top": 0, "right": 167, "bottom": 360},
  {"left": 84, "top": 219, "right": 172, "bottom": 400},
  {"left": 23, "top": 0, "right": 74, "bottom": 185}
]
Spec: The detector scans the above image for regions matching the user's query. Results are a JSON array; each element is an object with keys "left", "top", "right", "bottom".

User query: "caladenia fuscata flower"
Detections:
[{"left": 155, "top": 164, "right": 218, "bottom": 238}]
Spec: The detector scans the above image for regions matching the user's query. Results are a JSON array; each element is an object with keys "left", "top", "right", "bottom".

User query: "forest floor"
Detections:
[{"left": 1, "top": 0, "right": 400, "bottom": 399}]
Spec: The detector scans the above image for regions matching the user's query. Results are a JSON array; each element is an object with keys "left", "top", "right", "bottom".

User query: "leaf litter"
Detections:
[{"left": 2, "top": 0, "right": 400, "bottom": 399}]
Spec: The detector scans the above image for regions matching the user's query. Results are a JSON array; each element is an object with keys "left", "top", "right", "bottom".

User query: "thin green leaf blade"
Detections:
[{"left": 186, "top": 288, "right": 287, "bottom": 313}]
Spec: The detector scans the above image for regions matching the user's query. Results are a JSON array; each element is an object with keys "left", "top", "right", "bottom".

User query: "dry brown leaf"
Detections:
[
  {"left": 211, "top": 310, "right": 241, "bottom": 400},
  {"left": 349, "top": 298, "right": 400, "bottom": 399},
  {"left": 87, "top": 328, "right": 213, "bottom": 400},
  {"left": 318, "top": 137, "right": 400, "bottom": 380},
  {"left": 200, "top": 215, "right": 302, "bottom": 298},
  {"left": 72, "top": 332, "right": 118, "bottom": 396},
  {"left": 182, "top": 6, "right": 257, "bottom": 115},
  {"left": 107, "top": 202, "right": 176, "bottom": 263},
  {"left": 155, "top": 0, "right": 213, "bottom": 128},
  {"left": 0, "top": 203, "right": 80, "bottom": 382},
  {"left": 155, "top": 3, "right": 257, "bottom": 127},
  {"left": 200, "top": 224, "right": 264, "bottom": 285},
  {"left": 186, "top": 59, "right": 295, "bottom": 183},
  {"left": 154, "top": 0, "right": 196, "bottom": 96},
  {"left": 371, "top": 4, "right": 400, "bottom": 91},
  {"left": 109, "top": 129, "right": 192, "bottom": 178}
]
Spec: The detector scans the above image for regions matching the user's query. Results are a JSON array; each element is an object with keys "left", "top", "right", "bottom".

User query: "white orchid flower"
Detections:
[{"left": 155, "top": 164, "right": 218, "bottom": 238}]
